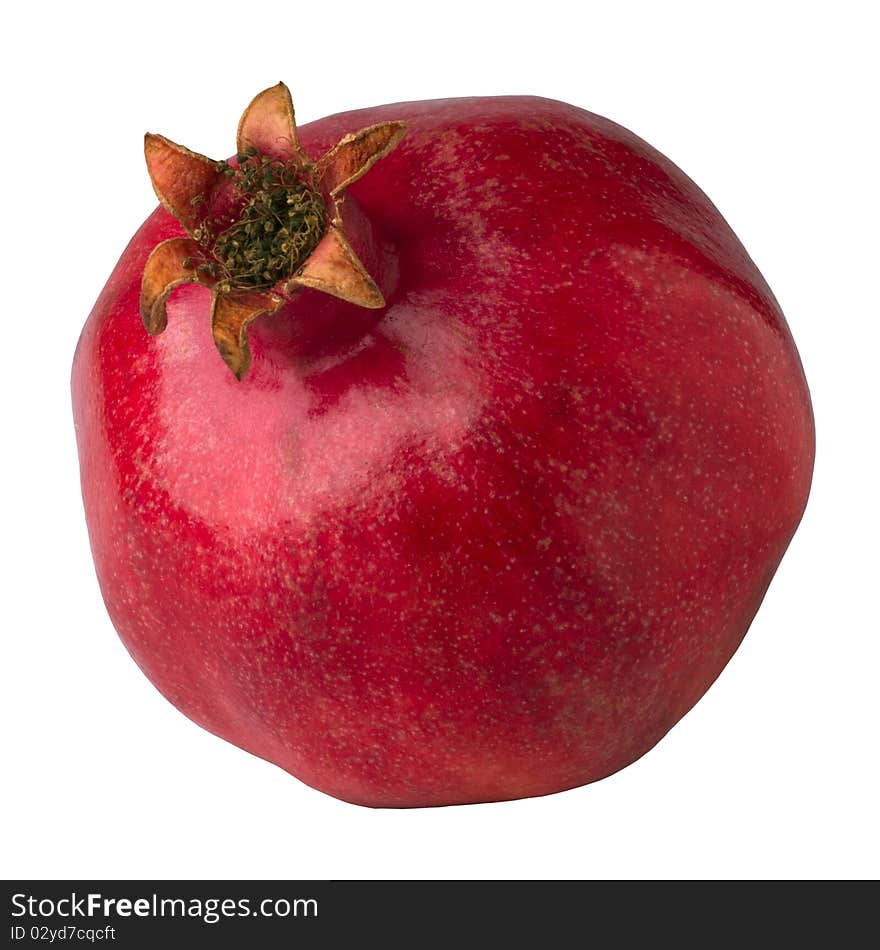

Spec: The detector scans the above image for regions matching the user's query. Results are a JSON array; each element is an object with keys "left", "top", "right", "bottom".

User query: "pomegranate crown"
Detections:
[{"left": 140, "top": 82, "right": 406, "bottom": 379}]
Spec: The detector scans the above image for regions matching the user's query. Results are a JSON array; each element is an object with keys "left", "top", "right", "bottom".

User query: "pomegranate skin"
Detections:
[{"left": 72, "top": 96, "right": 814, "bottom": 807}]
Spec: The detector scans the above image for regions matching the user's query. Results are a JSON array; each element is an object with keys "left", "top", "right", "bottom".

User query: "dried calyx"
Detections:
[{"left": 140, "top": 83, "right": 406, "bottom": 379}]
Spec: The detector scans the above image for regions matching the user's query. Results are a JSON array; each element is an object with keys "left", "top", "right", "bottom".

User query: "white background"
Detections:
[{"left": 2, "top": 0, "right": 877, "bottom": 880}]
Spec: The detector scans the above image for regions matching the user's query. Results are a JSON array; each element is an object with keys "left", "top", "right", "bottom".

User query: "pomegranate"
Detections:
[{"left": 72, "top": 84, "right": 814, "bottom": 807}]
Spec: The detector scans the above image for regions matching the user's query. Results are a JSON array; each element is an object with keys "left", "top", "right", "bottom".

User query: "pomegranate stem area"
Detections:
[{"left": 188, "top": 149, "right": 326, "bottom": 293}]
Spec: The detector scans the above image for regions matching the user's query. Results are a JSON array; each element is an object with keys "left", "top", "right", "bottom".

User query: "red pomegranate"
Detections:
[{"left": 72, "top": 84, "right": 814, "bottom": 807}]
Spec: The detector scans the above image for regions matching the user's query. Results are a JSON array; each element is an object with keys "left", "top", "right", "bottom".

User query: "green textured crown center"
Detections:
[{"left": 192, "top": 150, "right": 327, "bottom": 293}]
